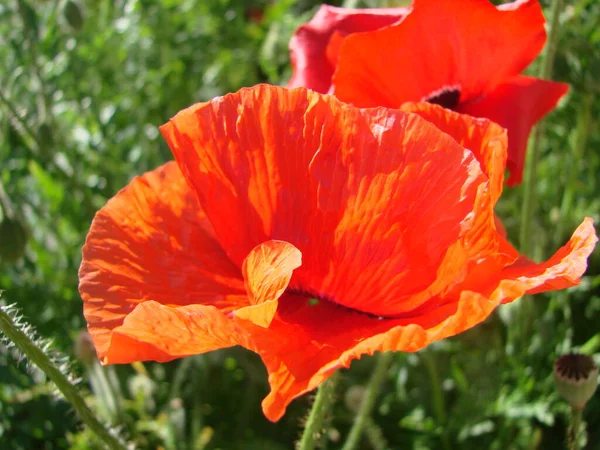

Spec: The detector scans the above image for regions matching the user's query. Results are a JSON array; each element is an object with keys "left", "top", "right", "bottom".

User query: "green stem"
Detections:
[
  {"left": 0, "top": 307, "right": 126, "bottom": 450},
  {"left": 515, "top": 0, "right": 565, "bottom": 349},
  {"left": 554, "top": 94, "right": 593, "bottom": 244},
  {"left": 519, "top": 0, "right": 564, "bottom": 256},
  {"left": 364, "top": 416, "right": 388, "bottom": 450},
  {"left": 421, "top": 351, "right": 451, "bottom": 450},
  {"left": 88, "top": 360, "right": 121, "bottom": 423},
  {"left": 568, "top": 407, "right": 583, "bottom": 450},
  {"left": 297, "top": 371, "right": 341, "bottom": 450},
  {"left": 342, "top": 352, "right": 393, "bottom": 450}
]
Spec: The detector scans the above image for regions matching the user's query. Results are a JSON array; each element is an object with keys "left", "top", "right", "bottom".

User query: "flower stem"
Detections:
[
  {"left": 554, "top": 94, "right": 593, "bottom": 245},
  {"left": 568, "top": 407, "right": 583, "bottom": 450},
  {"left": 297, "top": 370, "right": 341, "bottom": 450},
  {"left": 421, "top": 351, "right": 451, "bottom": 450},
  {"left": 341, "top": 352, "right": 394, "bottom": 450},
  {"left": 0, "top": 307, "right": 127, "bottom": 450},
  {"left": 364, "top": 416, "right": 388, "bottom": 450},
  {"left": 519, "top": 0, "right": 564, "bottom": 256}
]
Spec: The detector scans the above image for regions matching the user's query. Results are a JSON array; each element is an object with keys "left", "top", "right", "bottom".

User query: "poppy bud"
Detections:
[
  {"left": 0, "top": 215, "right": 29, "bottom": 263},
  {"left": 554, "top": 353, "right": 598, "bottom": 410},
  {"left": 63, "top": 0, "right": 84, "bottom": 32}
]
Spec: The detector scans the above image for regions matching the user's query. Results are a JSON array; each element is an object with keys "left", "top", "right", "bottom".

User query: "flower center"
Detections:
[
  {"left": 286, "top": 288, "right": 388, "bottom": 319},
  {"left": 423, "top": 86, "right": 461, "bottom": 109}
]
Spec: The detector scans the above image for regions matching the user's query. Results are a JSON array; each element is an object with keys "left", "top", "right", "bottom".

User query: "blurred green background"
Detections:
[{"left": 0, "top": 0, "right": 599, "bottom": 449}]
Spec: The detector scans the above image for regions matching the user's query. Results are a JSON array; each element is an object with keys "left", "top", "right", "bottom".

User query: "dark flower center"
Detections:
[
  {"left": 424, "top": 86, "right": 461, "bottom": 109},
  {"left": 287, "top": 288, "right": 388, "bottom": 319},
  {"left": 555, "top": 353, "right": 597, "bottom": 381}
]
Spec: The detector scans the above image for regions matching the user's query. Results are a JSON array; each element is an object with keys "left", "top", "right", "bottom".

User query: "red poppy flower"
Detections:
[
  {"left": 79, "top": 85, "right": 596, "bottom": 422},
  {"left": 288, "top": 0, "right": 569, "bottom": 186}
]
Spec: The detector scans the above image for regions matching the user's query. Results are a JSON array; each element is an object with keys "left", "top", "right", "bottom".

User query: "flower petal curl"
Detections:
[
  {"left": 236, "top": 240, "right": 302, "bottom": 327},
  {"left": 103, "top": 302, "right": 247, "bottom": 364}
]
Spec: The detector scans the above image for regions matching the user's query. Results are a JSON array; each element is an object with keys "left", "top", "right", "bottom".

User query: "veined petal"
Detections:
[
  {"left": 161, "top": 85, "right": 489, "bottom": 317},
  {"left": 399, "top": 102, "right": 519, "bottom": 285},
  {"left": 333, "top": 0, "right": 546, "bottom": 107},
  {"left": 501, "top": 218, "right": 598, "bottom": 296},
  {"left": 287, "top": 5, "right": 407, "bottom": 93},
  {"left": 104, "top": 301, "right": 247, "bottom": 364},
  {"left": 78, "top": 162, "right": 246, "bottom": 362},
  {"left": 400, "top": 102, "right": 507, "bottom": 203},
  {"left": 236, "top": 240, "right": 302, "bottom": 327},
  {"left": 255, "top": 219, "right": 596, "bottom": 421},
  {"left": 458, "top": 75, "right": 569, "bottom": 185}
]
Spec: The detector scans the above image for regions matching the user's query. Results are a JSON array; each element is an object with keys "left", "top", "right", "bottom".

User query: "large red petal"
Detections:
[
  {"left": 287, "top": 5, "right": 407, "bottom": 93},
  {"left": 160, "top": 86, "right": 319, "bottom": 267},
  {"left": 458, "top": 75, "right": 569, "bottom": 186},
  {"left": 333, "top": 0, "right": 546, "bottom": 107},
  {"left": 394, "top": 103, "right": 518, "bottom": 310},
  {"left": 255, "top": 219, "right": 597, "bottom": 421},
  {"left": 79, "top": 162, "right": 246, "bottom": 362},
  {"left": 161, "top": 85, "right": 488, "bottom": 317}
]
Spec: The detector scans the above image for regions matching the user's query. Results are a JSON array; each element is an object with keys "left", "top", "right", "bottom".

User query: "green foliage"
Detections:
[{"left": 0, "top": 0, "right": 598, "bottom": 449}]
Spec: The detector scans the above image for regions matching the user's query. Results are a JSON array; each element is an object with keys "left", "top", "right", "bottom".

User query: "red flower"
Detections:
[
  {"left": 287, "top": 0, "right": 569, "bottom": 186},
  {"left": 79, "top": 85, "right": 596, "bottom": 422}
]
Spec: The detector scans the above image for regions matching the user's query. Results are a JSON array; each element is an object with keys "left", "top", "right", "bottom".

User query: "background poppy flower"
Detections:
[
  {"left": 79, "top": 85, "right": 596, "bottom": 422},
  {"left": 289, "top": 0, "right": 569, "bottom": 186}
]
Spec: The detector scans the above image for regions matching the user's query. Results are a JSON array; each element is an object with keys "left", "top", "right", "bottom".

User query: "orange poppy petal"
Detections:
[
  {"left": 458, "top": 75, "right": 569, "bottom": 186},
  {"left": 501, "top": 217, "right": 598, "bottom": 296},
  {"left": 333, "top": 0, "right": 546, "bottom": 107},
  {"left": 398, "top": 103, "right": 520, "bottom": 288},
  {"left": 160, "top": 86, "right": 318, "bottom": 267},
  {"left": 104, "top": 301, "right": 247, "bottom": 364},
  {"left": 257, "top": 280, "right": 521, "bottom": 421},
  {"left": 79, "top": 162, "right": 246, "bottom": 361},
  {"left": 287, "top": 5, "right": 407, "bottom": 93},
  {"left": 399, "top": 102, "right": 507, "bottom": 203},
  {"left": 161, "top": 85, "right": 489, "bottom": 317},
  {"left": 236, "top": 240, "right": 302, "bottom": 327},
  {"left": 255, "top": 219, "right": 596, "bottom": 421}
]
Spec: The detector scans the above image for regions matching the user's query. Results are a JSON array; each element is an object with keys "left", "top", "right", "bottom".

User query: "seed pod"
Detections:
[
  {"left": 63, "top": 0, "right": 84, "bottom": 32},
  {"left": 554, "top": 353, "right": 598, "bottom": 410}
]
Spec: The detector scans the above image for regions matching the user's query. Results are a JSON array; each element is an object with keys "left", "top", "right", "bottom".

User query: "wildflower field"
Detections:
[{"left": 1, "top": 0, "right": 599, "bottom": 449}]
